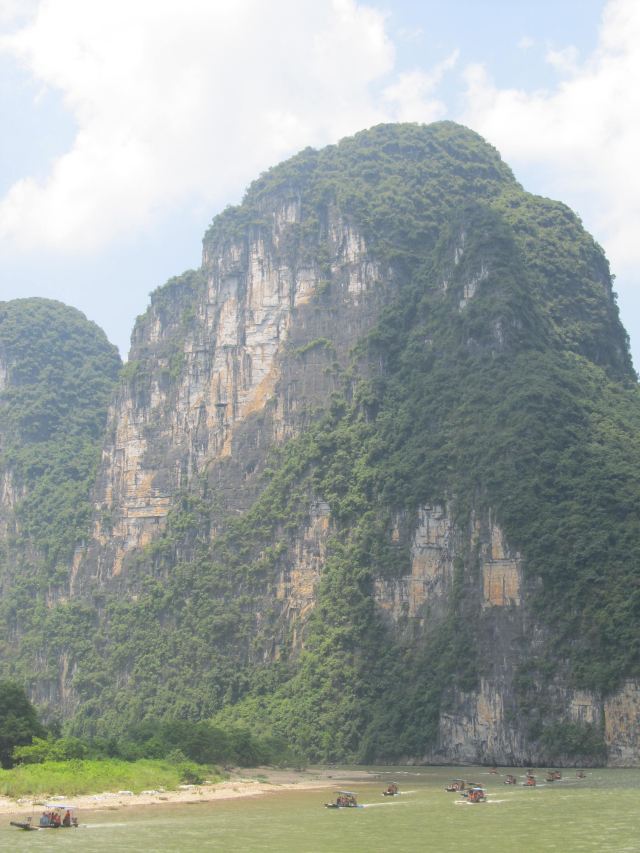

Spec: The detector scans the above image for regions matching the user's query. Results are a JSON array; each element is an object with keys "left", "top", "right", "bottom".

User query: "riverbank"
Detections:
[{"left": 0, "top": 766, "right": 375, "bottom": 817}]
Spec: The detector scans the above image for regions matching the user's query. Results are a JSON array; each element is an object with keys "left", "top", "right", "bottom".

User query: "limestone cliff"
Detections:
[
  {"left": 75, "top": 202, "right": 388, "bottom": 589},
  {"left": 376, "top": 504, "right": 640, "bottom": 766},
  {"left": 3, "top": 123, "right": 640, "bottom": 766}
]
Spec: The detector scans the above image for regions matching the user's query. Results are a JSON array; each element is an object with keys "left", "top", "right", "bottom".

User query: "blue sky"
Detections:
[{"left": 1, "top": 0, "right": 638, "bottom": 369}]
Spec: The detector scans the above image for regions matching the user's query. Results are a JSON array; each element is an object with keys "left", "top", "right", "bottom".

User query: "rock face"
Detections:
[
  {"left": 374, "top": 503, "right": 640, "bottom": 765},
  {"left": 3, "top": 123, "right": 640, "bottom": 765},
  {"left": 75, "top": 203, "right": 387, "bottom": 589},
  {"left": 604, "top": 682, "right": 640, "bottom": 766},
  {"left": 0, "top": 468, "right": 22, "bottom": 541},
  {"left": 375, "top": 507, "right": 523, "bottom": 620}
]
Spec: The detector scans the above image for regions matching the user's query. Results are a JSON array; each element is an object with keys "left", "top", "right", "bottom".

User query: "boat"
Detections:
[
  {"left": 11, "top": 805, "right": 79, "bottom": 830},
  {"left": 382, "top": 782, "right": 399, "bottom": 796},
  {"left": 523, "top": 774, "right": 536, "bottom": 787},
  {"left": 545, "top": 770, "right": 562, "bottom": 782},
  {"left": 325, "top": 791, "right": 361, "bottom": 808},
  {"left": 445, "top": 779, "right": 467, "bottom": 792},
  {"left": 9, "top": 820, "right": 38, "bottom": 831},
  {"left": 466, "top": 786, "right": 487, "bottom": 803},
  {"left": 504, "top": 774, "right": 517, "bottom": 785}
]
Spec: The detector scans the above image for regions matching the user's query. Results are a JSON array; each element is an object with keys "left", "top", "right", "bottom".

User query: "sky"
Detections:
[{"left": 1, "top": 0, "right": 639, "bottom": 370}]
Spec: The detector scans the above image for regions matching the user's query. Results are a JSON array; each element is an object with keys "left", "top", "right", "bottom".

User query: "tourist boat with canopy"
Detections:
[
  {"left": 325, "top": 790, "right": 362, "bottom": 808},
  {"left": 445, "top": 778, "right": 468, "bottom": 792},
  {"left": 465, "top": 786, "right": 487, "bottom": 803},
  {"left": 10, "top": 805, "right": 79, "bottom": 830}
]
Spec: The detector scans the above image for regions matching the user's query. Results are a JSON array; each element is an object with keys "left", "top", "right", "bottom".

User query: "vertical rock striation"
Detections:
[{"left": 75, "top": 200, "right": 388, "bottom": 589}]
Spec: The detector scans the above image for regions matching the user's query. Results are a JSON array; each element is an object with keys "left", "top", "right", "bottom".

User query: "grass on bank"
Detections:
[{"left": 0, "top": 758, "right": 223, "bottom": 798}]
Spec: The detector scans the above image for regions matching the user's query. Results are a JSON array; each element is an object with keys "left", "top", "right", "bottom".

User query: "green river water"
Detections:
[{"left": 2, "top": 766, "right": 639, "bottom": 853}]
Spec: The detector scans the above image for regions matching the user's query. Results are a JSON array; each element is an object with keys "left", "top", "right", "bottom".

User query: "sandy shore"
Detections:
[{"left": 0, "top": 766, "right": 378, "bottom": 817}]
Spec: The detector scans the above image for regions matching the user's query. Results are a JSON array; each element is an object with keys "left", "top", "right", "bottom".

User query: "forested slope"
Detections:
[
  {"left": 0, "top": 299, "right": 121, "bottom": 708},
  {"left": 1, "top": 125, "right": 639, "bottom": 765}
]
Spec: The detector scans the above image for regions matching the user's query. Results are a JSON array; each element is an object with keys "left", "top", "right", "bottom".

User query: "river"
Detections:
[{"left": 2, "top": 766, "right": 638, "bottom": 852}]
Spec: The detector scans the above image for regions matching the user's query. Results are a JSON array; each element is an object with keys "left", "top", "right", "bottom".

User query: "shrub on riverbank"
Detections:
[
  {"left": 12, "top": 721, "right": 301, "bottom": 769},
  {"left": 0, "top": 758, "right": 221, "bottom": 798}
]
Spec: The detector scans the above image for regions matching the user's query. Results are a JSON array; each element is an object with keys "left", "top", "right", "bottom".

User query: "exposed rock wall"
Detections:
[
  {"left": 4, "top": 125, "right": 639, "bottom": 766},
  {"left": 0, "top": 359, "right": 8, "bottom": 394},
  {"left": 375, "top": 506, "right": 454, "bottom": 620},
  {"left": 68, "top": 193, "right": 640, "bottom": 762},
  {"left": 604, "top": 681, "right": 640, "bottom": 766},
  {"left": 374, "top": 502, "right": 640, "bottom": 765},
  {"left": 273, "top": 499, "right": 331, "bottom": 655},
  {"left": 0, "top": 469, "right": 21, "bottom": 541},
  {"left": 375, "top": 506, "right": 523, "bottom": 622},
  {"left": 73, "top": 198, "right": 388, "bottom": 593}
]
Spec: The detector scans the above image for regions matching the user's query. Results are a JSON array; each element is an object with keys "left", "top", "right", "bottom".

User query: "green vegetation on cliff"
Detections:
[
  {"left": 1, "top": 125, "right": 637, "bottom": 765},
  {"left": 206, "top": 196, "right": 635, "bottom": 760},
  {"left": 0, "top": 299, "right": 121, "bottom": 683},
  {"left": 0, "top": 299, "right": 121, "bottom": 565}
]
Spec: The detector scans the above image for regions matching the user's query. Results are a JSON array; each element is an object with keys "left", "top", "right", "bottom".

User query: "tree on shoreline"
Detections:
[{"left": 0, "top": 681, "right": 44, "bottom": 768}]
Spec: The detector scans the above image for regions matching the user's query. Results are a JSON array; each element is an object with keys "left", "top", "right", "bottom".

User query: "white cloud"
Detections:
[
  {"left": 0, "top": 0, "right": 38, "bottom": 27},
  {"left": 396, "top": 25, "right": 425, "bottom": 44},
  {"left": 382, "top": 50, "right": 458, "bottom": 123},
  {"left": 545, "top": 44, "right": 580, "bottom": 75},
  {"left": 4, "top": 0, "right": 635, "bottom": 316},
  {"left": 517, "top": 36, "right": 535, "bottom": 51},
  {"left": 461, "top": 0, "right": 640, "bottom": 276},
  {"left": 1, "top": 0, "right": 440, "bottom": 253}
]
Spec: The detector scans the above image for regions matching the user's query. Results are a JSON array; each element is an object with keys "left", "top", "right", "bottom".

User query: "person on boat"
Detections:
[
  {"left": 39, "top": 813, "right": 50, "bottom": 827},
  {"left": 62, "top": 810, "right": 71, "bottom": 827},
  {"left": 51, "top": 811, "right": 61, "bottom": 827},
  {"left": 385, "top": 782, "right": 398, "bottom": 795}
]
